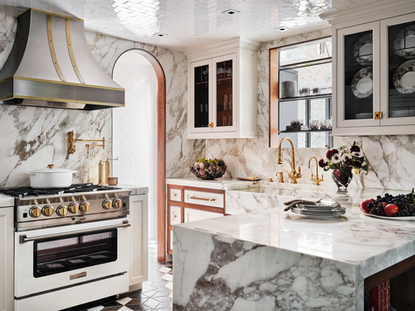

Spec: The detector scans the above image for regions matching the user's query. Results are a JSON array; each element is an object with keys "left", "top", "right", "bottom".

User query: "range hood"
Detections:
[{"left": 0, "top": 9, "right": 125, "bottom": 110}]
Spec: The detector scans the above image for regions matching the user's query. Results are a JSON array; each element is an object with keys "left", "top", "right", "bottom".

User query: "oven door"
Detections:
[{"left": 15, "top": 218, "right": 130, "bottom": 298}]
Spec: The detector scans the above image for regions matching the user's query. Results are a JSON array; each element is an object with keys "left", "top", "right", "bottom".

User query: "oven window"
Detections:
[{"left": 33, "top": 229, "right": 117, "bottom": 278}]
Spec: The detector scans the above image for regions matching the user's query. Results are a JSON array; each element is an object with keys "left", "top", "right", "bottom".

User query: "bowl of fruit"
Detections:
[
  {"left": 361, "top": 188, "right": 415, "bottom": 219},
  {"left": 190, "top": 158, "right": 227, "bottom": 180}
]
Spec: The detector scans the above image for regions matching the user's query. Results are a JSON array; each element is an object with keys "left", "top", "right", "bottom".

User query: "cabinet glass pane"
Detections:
[
  {"left": 216, "top": 60, "right": 233, "bottom": 127},
  {"left": 344, "top": 30, "right": 373, "bottom": 120},
  {"left": 388, "top": 20, "right": 415, "bottom": 117},
  {"left": 194, "top": 65, "right": 209, "bottom": 128}
]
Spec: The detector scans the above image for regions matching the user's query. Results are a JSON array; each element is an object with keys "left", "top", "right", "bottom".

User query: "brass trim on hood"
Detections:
[
  {"left": 11, "top": 76, "right": 124, "bottom": 91},
  {"left": 0, "top": 95, "right": 125, "bottom": 106},
  {"left": 66, "top": 18, "right": 84, "bottom": 84},
  {"left": 47, "top": 14, "right": 65, "bottom": 82}
]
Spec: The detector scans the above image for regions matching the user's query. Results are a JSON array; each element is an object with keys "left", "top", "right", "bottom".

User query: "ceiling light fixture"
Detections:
[
  {"left": 155, "top": 33, "right": 168, "bottom": 37},
  {"left": 276, "top": 26, "right": 290, "bottom": 32},
  {"left": 222, "top": 9, "right": 240, "bottom": 15}
]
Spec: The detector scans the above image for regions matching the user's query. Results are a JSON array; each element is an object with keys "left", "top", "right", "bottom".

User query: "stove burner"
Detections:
[{"left": 0, "top": 183, "right": 121, "bottom": 198}]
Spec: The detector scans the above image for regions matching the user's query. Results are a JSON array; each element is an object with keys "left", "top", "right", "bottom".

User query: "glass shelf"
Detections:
[
  {"left": 279, "top": 129, "right": 332, "bottom": 134},
  {"left": 279, "top": 93, "right": 332, "bottom": 102}
]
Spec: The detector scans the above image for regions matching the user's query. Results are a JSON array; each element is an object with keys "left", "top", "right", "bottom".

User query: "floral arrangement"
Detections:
[{"left": 319, "top": 141, "right": 368, "bottom": 175}]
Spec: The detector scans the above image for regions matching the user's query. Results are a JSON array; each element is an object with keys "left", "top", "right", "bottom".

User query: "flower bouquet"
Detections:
[{"left": 319, "top": 142, "right": 368, "bottom": 190}]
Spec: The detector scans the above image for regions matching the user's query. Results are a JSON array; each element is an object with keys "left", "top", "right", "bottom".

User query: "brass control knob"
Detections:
[
  {"left": 80, "top": 201, "right": 90, "bottom": 212},
  {"left": 112, "top": 198, "right": 122, "bottom": 209},
  {"left": 102, "top": 199, "right": 112, "bottom": 210},
  {"left": 29, "top": 206, "right": 41, "bottom": 218},
  {"left": 56, "top": 205, "right": 68, "bottom": 216},
  {"left": 68, "top": 202, "right": 79, "bottom": 214},
  {"left": 42, "top": 205, "right": 54, "bottom": 217}
]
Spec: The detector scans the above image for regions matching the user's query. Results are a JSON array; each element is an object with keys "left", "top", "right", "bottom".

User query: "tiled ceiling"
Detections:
[{"left": 0, "top": 0, "right": 380, "bottom": 52}]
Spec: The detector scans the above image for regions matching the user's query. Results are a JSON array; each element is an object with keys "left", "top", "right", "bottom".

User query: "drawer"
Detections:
[
  {"left": 184, "top": 190, "right": 224, "bottom": 208},
  {"left": 184, "top": 208, "right": 224, "bottom": 223},
  {"left": 170, "top": 206, "right": 181, "bottom": 225},
  {"left": 169, "top": 188, "right": 181, "bottom": 202}
]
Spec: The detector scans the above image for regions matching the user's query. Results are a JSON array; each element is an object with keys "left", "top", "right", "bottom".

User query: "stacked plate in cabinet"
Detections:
[
  {"left": 351, "top": 34, "right": 373, "bottom": 99},
  {"left": 291, "top": 202, "right": 345, "bottom": 218}
]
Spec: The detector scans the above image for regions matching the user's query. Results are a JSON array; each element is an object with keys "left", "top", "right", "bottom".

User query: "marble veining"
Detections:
[
  {"left": 0, "top": 10, "right": 200, "bottom": 187},
  {"left": 173, "top": 186, "right": 415, "bottom": 310},
  {"left": 206, "top": 27, "right": 415, "bottom": 191}
]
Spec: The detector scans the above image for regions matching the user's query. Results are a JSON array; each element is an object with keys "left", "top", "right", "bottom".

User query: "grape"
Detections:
[{"left": 363, "top": 191, "right": 415, "bottom": 217}]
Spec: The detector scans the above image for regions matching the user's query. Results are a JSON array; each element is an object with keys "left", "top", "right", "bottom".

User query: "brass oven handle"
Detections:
[
  {"left": 19, "top": 220, "right": 131, "bottom": 244},
  {"left": 189, "top": 196, "right": 215, "bottom": 202}
]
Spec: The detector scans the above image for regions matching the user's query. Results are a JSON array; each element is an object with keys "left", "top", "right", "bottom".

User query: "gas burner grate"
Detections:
[{"left": 0, "top": 183, "right": 121, "bottom": 198}]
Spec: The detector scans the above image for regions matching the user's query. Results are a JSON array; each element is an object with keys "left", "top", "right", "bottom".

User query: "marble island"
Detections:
[{"left": 173, "top": 186, "right": 415, "bottom": 310}]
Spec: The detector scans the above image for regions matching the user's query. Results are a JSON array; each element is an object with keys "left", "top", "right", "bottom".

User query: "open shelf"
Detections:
[
  {"left": 279, "top": 129, "right": 332, "bottom": 134},
  {"left": 279, "top": 93, "right": 332, "bottom": 102}
]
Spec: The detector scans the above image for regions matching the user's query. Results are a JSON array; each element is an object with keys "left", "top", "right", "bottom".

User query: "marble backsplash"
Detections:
[
  {"left": 206, "top": 28, "right": 415, "bottom": 191},
  {"left": 0, "top": 10, "right": 200, "bottom": 187}
]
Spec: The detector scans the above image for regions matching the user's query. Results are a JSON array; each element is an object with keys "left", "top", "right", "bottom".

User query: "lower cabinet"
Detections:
[
  {"left": 0, "top": 207, "right": 13, "bottom": 311},
  {"left": 167, "top": 185, "right": 225, "bottom": 254},
  {"left": 128, "top": 194, "right": 148, "bottom": 290}
]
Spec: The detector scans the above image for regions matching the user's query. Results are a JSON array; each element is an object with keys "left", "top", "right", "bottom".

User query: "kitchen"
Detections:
[{"left": 0, "top": 0, "right": 415, "bottom": 310}]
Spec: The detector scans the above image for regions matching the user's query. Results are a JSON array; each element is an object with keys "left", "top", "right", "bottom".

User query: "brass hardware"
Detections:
[
  {"left": 42, "top": 205, "right": 54, "bottom": 216},
  {"left": 70, "top": 271, "right": 87, "bottom": 280},
  {"left": 277, "top": 137, "right": 302, "bottom": 184},
  {"left": 268, "top": 178, "right": 273, "bottom": 182},
  {"left": 308, "top": 156, "right": 324, "bottom": 186},
  {"left": 31, "top": 8, "right": 84, "bottom": 22},
  {"left": 374, "top": 111, "right": 383, "bottom": 120},
  {"left": 56, "top": 205, "right": 68, "bottom": 216},
  {"left": 29, "top": 206, "right": 41, "bottom": 218},
  {"left": 173, "top": 214, "right": 177, "bottom": 219},
  {"left": 68, "top": 201, "right": 79, "bottom": 214},
  {"left": 208, "top": 122, "right": 214, "bottom": 128},
  {"left": 113, "top": 198, "right": 122, "bottom": 209},
  {"left": 48, "top": 164, "right": 54, "bottom": 169},
  {"left": 47, "top": 14, "right": 65, "bottom": 82},
  {"left": 102, "top": 194, "right": 112, "bottom": 210},
  {"left": 80, "top": 201, "right": 90, "bottom": 212},
  {"left": 277, "top": 172, "right": 284, "bottom": 183},
  {"left": 98, "top": 160, "right": 105, "bottom": 185},
  {"left": 66, "top": 18, "right": 85, "bottom": 84},
  {"left": 189, "top": 196, "right": 215, "bottom": 202},
  {"left": 68, "top": 131, "right": 105, "bottom": 155},
  {"left": 173, "top": 193, "right": 177, "bottom": 197}
]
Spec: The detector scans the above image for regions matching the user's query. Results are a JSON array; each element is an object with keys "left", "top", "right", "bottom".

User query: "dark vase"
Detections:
[{"left": 331, "top": 168, "right": 353, "bottom": 191}]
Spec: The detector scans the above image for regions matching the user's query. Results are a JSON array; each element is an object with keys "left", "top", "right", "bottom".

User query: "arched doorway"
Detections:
[{"left": 112, "top": 48, "right": 166, "bottom": 262}]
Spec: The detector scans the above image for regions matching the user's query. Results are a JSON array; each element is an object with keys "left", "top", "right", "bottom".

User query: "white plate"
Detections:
[
  {"left": 393, "top": 60, "right": 415, "bottom": 94},
  {"left": 393, "top": 25, "right": 415, "bottom": 59},
  {"left": 351, "top": 67, "right": 373, "bottom": 98},
  {"left": 354, "top": 34, "right": 373, "bottom": 65},
  {"left": 360, "top": 208, "right": 415, "bottom": 220}
]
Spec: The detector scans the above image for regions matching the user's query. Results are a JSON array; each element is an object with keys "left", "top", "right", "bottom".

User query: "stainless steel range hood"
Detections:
[{"left": 0, "top": 9, "right": 125, "bottom": 110}]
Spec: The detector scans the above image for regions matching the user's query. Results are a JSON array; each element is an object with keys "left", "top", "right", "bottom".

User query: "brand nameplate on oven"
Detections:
[{"left": 70, "top": 271, "right": 87, "bottom": 280}]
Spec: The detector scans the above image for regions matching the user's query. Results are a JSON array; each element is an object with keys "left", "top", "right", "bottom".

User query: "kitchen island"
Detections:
[{"left": 172, "top": 187, "right": 415, "bottom": 310}]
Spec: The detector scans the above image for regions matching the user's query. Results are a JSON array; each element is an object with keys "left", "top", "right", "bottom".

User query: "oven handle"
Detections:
[{"left": 19, "top": 220, "right": 131, "bottom": 244}]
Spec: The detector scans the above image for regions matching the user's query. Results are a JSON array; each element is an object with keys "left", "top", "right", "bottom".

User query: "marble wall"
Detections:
[
  {"left": 206, "top": 28, "right": 415, "bottom": 191},
  {"left": 0, "top": 10, "right": 201, "bottom": 187}
]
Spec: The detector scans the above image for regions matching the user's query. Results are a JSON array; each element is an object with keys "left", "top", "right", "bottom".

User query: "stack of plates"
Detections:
[{"left": 291, "top": 202, "right": 345, "bottom": 218}]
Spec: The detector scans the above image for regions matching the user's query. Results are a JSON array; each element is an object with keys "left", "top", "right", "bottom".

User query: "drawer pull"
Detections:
[
  {"left": 173, "top": 193, "right": 177, "bottom": 197},
  {"left": 173, "top": 214, "right": 177, "bottom": 219},
  {"left": 189, "top": 196, "right": 215, "bottom": 202}
]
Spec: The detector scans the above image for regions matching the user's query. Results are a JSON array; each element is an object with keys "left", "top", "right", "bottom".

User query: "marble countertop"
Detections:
[
  {"left": 0, "top": 193, "right": 14, "bottom": 207},
  {"left": 117, "top": 184, "right": 148, "bottom": 195},
  {"left": 176, "top": 186, "right": 415, "bottom": 279},
  {"left": 166, "top": 177, "right": 239, "bottom": 190}
]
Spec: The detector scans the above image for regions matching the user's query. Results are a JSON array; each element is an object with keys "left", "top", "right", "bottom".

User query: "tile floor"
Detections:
[{"left": 62, "top": 241, "right": 173, "bottom": 311}]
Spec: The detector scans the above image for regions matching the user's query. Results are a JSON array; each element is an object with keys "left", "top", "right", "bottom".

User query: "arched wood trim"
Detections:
[{"left": 112, "top": 48, "right": 167, "bottom": 263}]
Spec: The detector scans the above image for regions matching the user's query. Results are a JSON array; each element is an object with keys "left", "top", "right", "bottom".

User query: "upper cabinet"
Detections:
[
  {"left": 322, "top": 0, "right": 415, "bottom": 135},
  {"left": 186, "top": 39, "right": 259, "bottom": 139}
]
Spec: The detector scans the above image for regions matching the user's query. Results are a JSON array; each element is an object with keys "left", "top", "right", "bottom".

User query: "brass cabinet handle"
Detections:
[
  {"left": 189, "top": 196, "right": 215, "bottom": 202},
  {"left": 173, "top": 214, "right": 177, "bottom": 219},
  {"left": 208, "top": 122, "right": 213, "bottom": 128},
  {"left": 173, "top": 193, "right": 177, "bottom": 197},
  {"left": 374, "top": 111, "right": 383, "bottom": 120}
]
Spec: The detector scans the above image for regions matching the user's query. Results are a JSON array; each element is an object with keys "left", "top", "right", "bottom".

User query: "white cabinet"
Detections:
[
  {"left": 322, "top": 1, "right": 415, "bottom": 135},
  {"left": 0, "top": 207, "right": 13, "bottom": 311},
  {"left": 186, "top": 38, "right": 259, "bottom": 139},
  {"left": 128, "top": 194, "right": 148, "bottom": 290},
  {"left": 184, "top": 208, "right": 224, "bottom": 223}
]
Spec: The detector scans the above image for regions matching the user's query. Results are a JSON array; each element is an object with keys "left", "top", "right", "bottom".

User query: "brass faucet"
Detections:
[
  {"left": 308, "top": 156, "right": 323, "bottom": 186},
  {"left": 277, "top": 137, "right": 301, "bottom": 184}
]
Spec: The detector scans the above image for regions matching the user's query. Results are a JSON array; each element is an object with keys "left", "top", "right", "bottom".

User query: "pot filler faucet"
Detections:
[{"left": 277, "top": 137, "right": 302, "bottom": 184}]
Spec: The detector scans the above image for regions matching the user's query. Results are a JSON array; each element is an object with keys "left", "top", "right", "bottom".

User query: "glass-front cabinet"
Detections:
[
  {"left": 335, "top": 11, "right": 415, "bottom": 135},
  {"left": 187, "top": 39, "right": 258, "bottom": 139},
  {"left": 189, "top": 54, "right": 236, "bottom": 135}
]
